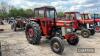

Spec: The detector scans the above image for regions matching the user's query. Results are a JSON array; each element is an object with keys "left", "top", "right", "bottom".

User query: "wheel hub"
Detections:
[
  {"left": 53, "top": 42, "right": 60, "bottom": 51},
  {"left": 28, "top": 28, "right": 34, "bottom": 38},
  {"left": 83, "top": 32, "right": 88, "bottom": 37}
]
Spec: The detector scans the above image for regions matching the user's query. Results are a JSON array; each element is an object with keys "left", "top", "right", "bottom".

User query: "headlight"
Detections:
[
  {"left": 66, "top": 28, "right": 72, "bottom": 33},
  {"left": 90, "top": 24, "right": 93, "bottom": 26}
]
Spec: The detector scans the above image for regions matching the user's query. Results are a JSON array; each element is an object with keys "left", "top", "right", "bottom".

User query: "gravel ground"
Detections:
[{"left": 0, "top": 24, "right": 100, "bottom": 56}]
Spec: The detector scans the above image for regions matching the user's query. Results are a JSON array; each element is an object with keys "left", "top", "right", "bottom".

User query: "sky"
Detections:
[{"left": 0, "top": 0, "right": 100, "bottom": 13}]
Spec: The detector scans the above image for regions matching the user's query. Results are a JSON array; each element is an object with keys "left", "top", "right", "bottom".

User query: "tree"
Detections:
[
  {"left": 8, "top": 8, "right": 34, "bottom": 18},
  {"left": 24, "top": 9, "right": 34, "bottom": 18},
  {"left": 0, "top": 12, "right": 8, "bottom": 19},
  {"left": 18, "top": 8, "right": 25, "bottom": 17},
  {"left": 57, "top": 12, "right": 64, "bottom": 18},
  {"left": 8, "top": 8, "right": 19, "bottom": 17}
]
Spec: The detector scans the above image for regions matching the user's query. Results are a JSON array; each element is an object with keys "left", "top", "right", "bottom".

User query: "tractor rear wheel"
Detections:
[
  {"left": 25, "top": 22, "right": 41, "bottom": 45},
  {"left": 90, "top": 29, "right": 95, "bottom": 35},
  {"left": 81, "top": 29, "right": 90, "bottom": 38},
  {"left": 50, "top": 37, "right": 64, "bottom": 54},
  {"left": 67, "top": 37, "right": 79, "bottom": 45}
]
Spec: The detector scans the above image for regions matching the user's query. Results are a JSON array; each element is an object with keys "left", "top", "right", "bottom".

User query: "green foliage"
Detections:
[
  {"left": 8, "top": 8, "right": 34, "bottom": 18},
  {"left": 57, "top": 12, "right": 64, "bottom": 18},
  {"left": 0, "top": 8, "right": 34, "bottom": 19},
  {"left": 8, "top": 8, "right": 19, "bottom": 17},
  {"left": 0, "top": 12, "right": 8, "bottom": 19},
  {"left": 0, "top": 8, "right": 65, "bottom": 19},
  {"left": 24, "top": 9, "right": 34, "bottom": 17}
]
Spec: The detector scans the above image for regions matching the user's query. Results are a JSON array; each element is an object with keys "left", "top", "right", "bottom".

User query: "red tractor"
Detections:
[
  {"left": 25, "top": 6, "right": 79, "bottom": 54},
  {"left": 64, "top": 12, "right": 95, "bottom": 38}
]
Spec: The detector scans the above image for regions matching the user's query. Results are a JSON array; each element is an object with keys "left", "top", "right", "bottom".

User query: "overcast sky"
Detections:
[{"left": 0, "top": 0, "right": 100, "bottom": 13}]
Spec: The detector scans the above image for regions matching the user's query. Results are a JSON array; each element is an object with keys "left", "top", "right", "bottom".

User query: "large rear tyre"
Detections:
[
  {"left": 50, "top": 37, "right": 64, "bottom": 54},
  {"left": 81, "top": 29, "right": 90, "bottom": 38},
  {"left": 67, "top": 37, "right": 79, "bottom": 45},
  {"left": 25, "top": 22, "right": 41, "bottom": 45}
]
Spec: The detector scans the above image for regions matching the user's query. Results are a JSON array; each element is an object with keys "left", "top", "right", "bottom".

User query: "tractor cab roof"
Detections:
[
  {"left": 34, "top": 6, "right": 56, "bottom": 10},
  {"left": 64, "top": 12, "right": 79, "bottom": 14},
  {"left": 81, "top": 13, "right": 90, "bottom": 15}
]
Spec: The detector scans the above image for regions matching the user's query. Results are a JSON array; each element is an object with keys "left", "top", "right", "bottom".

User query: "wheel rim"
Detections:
[
  {"left": 28, "top": 28, "right": 34, "bottom": 38},
  {"left": 53, "top": 42, "right": 60, "bottom": 51},
  {"left": 83, "top": 32, "right": 88, "bottom": 37}
]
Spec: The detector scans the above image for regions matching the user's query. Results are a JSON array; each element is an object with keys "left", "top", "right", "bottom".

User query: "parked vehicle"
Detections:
[
  {"left": 11, "top": 18, "right": 26, "bottom": 31},
  {"left": 88, "top": 13, "right": 100, "bottom": 32},
  {"left": 25, "top": 6, "right": 79, "bottom": 54},
  {"left": 64, "top": 12, "right": 95, "bottom": 38}
]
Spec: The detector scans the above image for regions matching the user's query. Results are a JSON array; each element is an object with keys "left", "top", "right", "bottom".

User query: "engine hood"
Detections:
[
  {"left": 79, "top": 19, "right": 94, "bottom": 24},
  {"left": 56, "top": 20, "right": 73, "bottom": 27}
]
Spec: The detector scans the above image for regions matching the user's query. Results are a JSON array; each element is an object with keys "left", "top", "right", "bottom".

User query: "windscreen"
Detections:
[
  {"left": 46, "top": 9, "right": 57, "bottom": 19},
  {"left": 34, "top": 10, "right": 44, "bottom": 18},
  {"left": 65, "top": 14, "right": 75, "bottom": 20},
  {"left": 91, "top": 14, "right": 100, "bottom": 19},
  {"left": 81, "top": 14, "right": 89, "bottom": 19},
  {"left": 76, "top": 13, "right": 81, "bottom": 20}
]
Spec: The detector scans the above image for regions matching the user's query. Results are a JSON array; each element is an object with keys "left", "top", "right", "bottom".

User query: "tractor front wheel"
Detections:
[
  {"left": 81, "top": 29, "right": 90, "bottom": 38},
  {"left": 50, "top": 37, "right": 64, "bottom": 54}
]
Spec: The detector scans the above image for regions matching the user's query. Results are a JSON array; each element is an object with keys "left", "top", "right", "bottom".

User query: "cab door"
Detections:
[{"left": 39, "top": 10, "right": 54, "bottom": 36}]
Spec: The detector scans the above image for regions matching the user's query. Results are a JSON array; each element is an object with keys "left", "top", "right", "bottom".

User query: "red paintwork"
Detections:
[
  {"left": 95, "top": 19, "right": 100, "bottom": 22},
  {"left": 30, "top": 6, "right": 78, "bottom": 40},
  {"left": 40, "top": 18, "right": 53, "bottom": 36},
  {"left": 81, "top": 13, "right": 100, "bottom": 31},
  {"left": 64, "top": 12, "right": 95, "bottom": 30},
  {"left": 79, "top": 19, "right": 94, "bottom": 24},
  {"left": 65, "top": 33, "right": 77, "bottom": 39},
  {"left": 56, "top": 20, "right": 72, "bottom": 27},
  {"left": 30, "top": 18, "right": 73, "bottom": 36},
  {"left": 95, "top": 26, "right": 100, "bottom": 32}
]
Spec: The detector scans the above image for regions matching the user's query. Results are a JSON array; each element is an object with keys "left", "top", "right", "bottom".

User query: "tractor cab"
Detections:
[
  {"left": 64, "top": 12, "right": 81, "bottom": 20},
  {"left": 64, "top": 12, "right": 82, "bottom": 31},
  {"left": 32, "top": 6, "right": 57, "bottom": 36}
]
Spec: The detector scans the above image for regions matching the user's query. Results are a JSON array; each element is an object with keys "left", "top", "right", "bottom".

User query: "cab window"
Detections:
[
  {"left": 46, "top": 10, "right": 57, "bottom": 19},
  {"left": 81, "top": 14, "right": 89, "bottom": 19},
  {"left": 76, "top": 13, "right": 81, "bottom": 20},
  {"left": 65, "top": 14, "right": 75, "bottom": 20},
  {"left": 39, "top": 10, "right": 44, "bottom": 18},
  {"left": 34, "top": 10, "right": 39, "bottom": 18},
  {"left": 34, "top": 10, "right": 44, "bottom": 18}
]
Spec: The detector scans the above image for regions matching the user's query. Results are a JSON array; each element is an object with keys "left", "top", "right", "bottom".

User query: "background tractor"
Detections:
[
  {"left": 64, "top": 12, "right": 95, "bottom": 38},
  {"left": 25, "top": 6, "right": 79, "bottom": 54},
  {"left": 11, "top": 18, "right": 26, "bottom": 31},
  {"left": 85, "top": 13, "right": 100, "bottom": 32}
]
